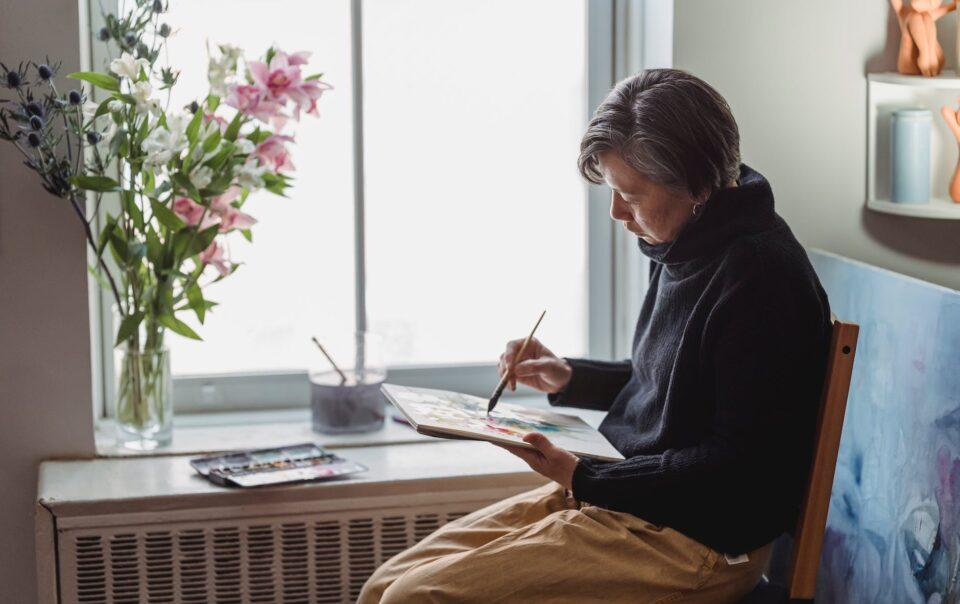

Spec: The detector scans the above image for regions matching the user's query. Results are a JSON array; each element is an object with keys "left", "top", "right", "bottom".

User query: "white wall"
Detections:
[
  {"left": 0, "top": 0, "right": 96, "bottom": 601},
  {"left": 674, "top": 1, "right": 960, "bottom": 290}
]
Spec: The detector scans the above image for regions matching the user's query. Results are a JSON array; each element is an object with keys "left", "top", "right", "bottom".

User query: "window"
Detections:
[
  {"left": 93, "top": 0, "right": 603, "bottom": 411},
  {"left": 363, "top": 0, "right": 587, "bottom": 365},
  {"left": 162, "top": 0, "right": 356, "bottom": 376}
]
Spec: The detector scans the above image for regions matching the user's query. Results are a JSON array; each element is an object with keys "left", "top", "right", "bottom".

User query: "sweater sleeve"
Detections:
[
  {"left": 571, "top": 263, "right": 828, "bottom": 536},
  {"left": 546, "top": 357, "right": 632, "bottom": 411}
]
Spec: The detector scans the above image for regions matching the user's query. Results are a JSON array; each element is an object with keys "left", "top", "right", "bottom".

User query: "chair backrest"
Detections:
[{"left": 786, "top": 317, "right": 859, "bottom": 599}]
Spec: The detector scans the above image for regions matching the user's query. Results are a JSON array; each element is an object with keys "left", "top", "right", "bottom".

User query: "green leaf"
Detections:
[
  {"left": 240, "top": 228, "right": 253, "bottom": 242},
  {"left": 116, "top": 130, "right": 130, "bottom": 157},
  {"left": 69, "top": 175, "right": 120, "bottom": 193},
  {"left": 87, "top": 265, "right": 111, "bottom": 292},
  {"left": 206, "top": 94, "right": 220, "bottom": 112},
  {"left": 157, "top": 314, "right": 202, "bottom": 340},
  {"left": 304, "top": 73, "right": 325, "bottom": 81},
  {"left": 114, "top": 312, "right": 145, "bottom": 347},
  {"left": 224, "top": 112, "right": 244, "bottom": 142},
  {"left": 171, "top": 172, "right": 201, "bottom": 202},
  {"left": 67, "top": 71, "right": 120, "bottom": 92},
  {"left": 185, "top": 108, "right": 204, "bottom": 145},
  {"left": 176, "top": 299, "right": 218, "bottom": 312},
  {"left": 145, "top": 227, "right": 163, "bottom": 266},
  {"left": 96, "top": 215, "right": 117, "bottom": 260},
  {"left": 189, "top": 224, "right": 219, "bottom": 258},
  {"left": 246, "top": 127, "right": 271, "bottom": 145},
  {"left": 135, "top": 115, "right": 151, "bottom": 146},
  {"left": 108, "top": 228, "right": 129, "bottom": 264},
  {"left": 93, "top": 98, "right": 114, "bottom": 120},
  {"left": 127, "top": 240, "right": 147, "bottom": 263},
  {"left": 149, "top": 198, "right": 186, "bottom": 231},
  {"left": 186, "top": 282, "right": 205, "bottom": 323},
  {"left": 202, "top": 129, "right": 221, "bottom": 153},
  {"left": 121, "top": 190, "right": 143, "bottom": 230}
]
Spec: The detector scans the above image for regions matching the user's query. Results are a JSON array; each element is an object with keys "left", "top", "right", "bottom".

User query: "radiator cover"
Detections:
[
  {"left": 37, "top": 441, "right": 545, "bottom": 604},
  {"left": 60, "top": 504, "right": 476, "bottom": 604}
]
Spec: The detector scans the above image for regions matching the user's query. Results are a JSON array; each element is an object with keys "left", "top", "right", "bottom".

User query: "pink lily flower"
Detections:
[
  {"left": 248, "top": 51, "right": 331, "bottom": 120},
  {"left": 209, "top": 187, "right": 257, "bottom": 233},
  {"left": 255, "top": 135, "right": 295, "bottom": 172},
  {"left": 218, "top": 206, "right": 257, "bottom": 232},
  {"left": 225, "top": 83, "right": 282, "bottom": 124},
  {"left": 204, "top": 113, "right": 229, "bottom": 134},
  {"left": 172, "top": 197, "right": 219, "bottom": 230},
  {"left": 199, "top": 240, "right": 230, "bottom": 276}
]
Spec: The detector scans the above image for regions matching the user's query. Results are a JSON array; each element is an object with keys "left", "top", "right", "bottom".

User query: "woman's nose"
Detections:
[{"left": 609, "top": 192, "right": 632, "bottom": 222}]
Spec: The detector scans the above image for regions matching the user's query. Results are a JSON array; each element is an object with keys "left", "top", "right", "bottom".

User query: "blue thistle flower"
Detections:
[
  {"left": 27, "top": 132, "right": 41, "bottom": 147},
  {"left": 26, "top": 102, "right": 44, "bottom": 117},
  {"left": 29, "top": 115, "right": 43, "bottom": 130},
  {"left": 37, "top": 64, "right": 53, "bottom": 80},
  {"left": 85, "top": 131, "right": 102, "bottom": 145},
  {"left": 68, "top": 90, "right": 82, "bottom": 105},
  {"left": 98, "top": 27, "right": 110, "bottom": 42},
  {"left": 6, "top": 71, "right": 21, "bottom": 88}
]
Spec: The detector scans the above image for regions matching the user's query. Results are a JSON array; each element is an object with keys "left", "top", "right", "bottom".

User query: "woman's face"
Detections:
[{"left": 598, "top": 151, "right": 699, "bottom": 245}]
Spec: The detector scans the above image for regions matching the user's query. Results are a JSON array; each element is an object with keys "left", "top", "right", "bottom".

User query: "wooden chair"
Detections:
[{"left": 740, "top": 317, "right": 859, "bottom": 603}]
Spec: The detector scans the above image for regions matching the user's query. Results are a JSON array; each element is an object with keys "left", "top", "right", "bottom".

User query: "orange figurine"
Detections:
[
  {"left": 940, "top": 99, "right": 960, "bottom": 202},
  {"left": 891, "top": 0, "right": 957, "bottom": 76}
]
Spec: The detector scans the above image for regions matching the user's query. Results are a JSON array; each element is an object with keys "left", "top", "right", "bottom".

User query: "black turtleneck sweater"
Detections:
[{"left": 549, "top": 165, "right": 831, "bottom": 555}]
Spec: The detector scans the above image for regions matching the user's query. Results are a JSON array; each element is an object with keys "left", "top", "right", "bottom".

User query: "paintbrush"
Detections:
[
  {"left": 311, "top": 336, "right": 348, "bottom": 386},
  {"left": 487, "top": 310, "right": 546, "bottom": 415}
]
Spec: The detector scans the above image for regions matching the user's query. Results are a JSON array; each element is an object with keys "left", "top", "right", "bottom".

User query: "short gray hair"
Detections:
[{"left": 578, "top": 69, "right": 741, "bottom": 200}]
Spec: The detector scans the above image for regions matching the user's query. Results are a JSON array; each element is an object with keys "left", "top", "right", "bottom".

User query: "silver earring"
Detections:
[{"left": 692, "top": 202, "right": 704, "bottom": 217}]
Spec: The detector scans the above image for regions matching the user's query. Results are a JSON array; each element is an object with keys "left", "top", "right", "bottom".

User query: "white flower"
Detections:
[
  {"left": 142, "top": 114, "right": 190, "bottom": 166},
  {"left": 190, "top": 166, "right": 214, "bottom": 190},
  {"left": 236, "top": 161, "right": 268, "bottom": 190},
  {"left": 109, "top": 52, "right": 150, "bottom": 80},
  {"left": 107, "top": 99, "right": 125, "bottom": 113},
  {"left": 81, "top": 100, "right": 99, "bottom": 120},
  {"left": 207, "top": 43, "right": 243, "bottom": 96},
  {"left": 131, "top": 81, "right": 159, "bottom": 115},
  {"left": 234, "top": 138, "right": 255, "bottom": 155}
]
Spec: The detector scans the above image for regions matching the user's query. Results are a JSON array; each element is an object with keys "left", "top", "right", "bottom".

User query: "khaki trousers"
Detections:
[{"left": 359, "top": 482, "right": 771, "bottom": 603}]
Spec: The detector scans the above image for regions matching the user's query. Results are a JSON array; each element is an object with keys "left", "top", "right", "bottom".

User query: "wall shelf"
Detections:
[
  {"left": 868, "top": 71, "right": 960, "bottom": 88},
  {"left": 866, "top": 72, "right": 960, "bottom": 220},
  {"left": 867, "top": 198, "right": 960, "bottom": 219}
]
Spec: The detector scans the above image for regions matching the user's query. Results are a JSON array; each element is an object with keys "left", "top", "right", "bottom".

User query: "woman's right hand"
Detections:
[{"left": 497, "top": 337, "right": 572, "bottom": 394}]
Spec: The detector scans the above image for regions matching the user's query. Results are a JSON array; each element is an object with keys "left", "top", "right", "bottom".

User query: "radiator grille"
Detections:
[{"left": 60, "top": 506, "right": 477, "bottom": 604}]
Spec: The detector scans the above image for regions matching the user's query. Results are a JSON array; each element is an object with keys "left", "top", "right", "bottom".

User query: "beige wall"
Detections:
[
  {"left": 0, "top": 0, "right": 96, "bottom": 601},
  {"left": 675, "top": 1, "right": 960, "bottom": 290}
]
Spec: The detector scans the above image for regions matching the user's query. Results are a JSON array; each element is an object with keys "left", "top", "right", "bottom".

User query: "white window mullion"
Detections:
[
  {"left": 586, "top": 0, "right": 617, "bottom": 361},
  {"left": 351, "top": 0, "right": 368, "bottom": 371}
]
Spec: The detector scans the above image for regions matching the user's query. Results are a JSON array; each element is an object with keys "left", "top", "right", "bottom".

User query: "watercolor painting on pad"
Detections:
[{"left": 381, "top": 383, "right": 624, "bottom": 461}]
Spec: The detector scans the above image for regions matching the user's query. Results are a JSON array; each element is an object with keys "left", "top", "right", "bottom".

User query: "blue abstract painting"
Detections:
[{"left": 810, "top": 250, "right": 960, "bottom": 603}]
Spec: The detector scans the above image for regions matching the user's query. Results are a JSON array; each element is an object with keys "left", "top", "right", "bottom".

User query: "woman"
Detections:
[{"left": 359, "top": 69, "right": 831, "bottom": 603}]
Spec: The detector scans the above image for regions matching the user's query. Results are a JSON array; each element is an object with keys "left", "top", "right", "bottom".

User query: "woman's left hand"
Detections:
[{"left": 496, "top": 432, "right": 579, "bottom": 490}]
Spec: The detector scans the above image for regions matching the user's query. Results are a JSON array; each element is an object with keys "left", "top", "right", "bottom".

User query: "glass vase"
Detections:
[{"left": 114, "top": 344, "right": 173, "bottom": 450}]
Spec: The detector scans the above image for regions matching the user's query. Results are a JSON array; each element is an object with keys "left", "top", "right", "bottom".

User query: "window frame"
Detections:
[{"left": 91, "top": 0, "right": 656, "bottom": 415}]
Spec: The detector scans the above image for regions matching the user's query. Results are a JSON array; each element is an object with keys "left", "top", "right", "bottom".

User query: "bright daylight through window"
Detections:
[{"left": 160, "top": 0, "right": 587, "bottom": 382}]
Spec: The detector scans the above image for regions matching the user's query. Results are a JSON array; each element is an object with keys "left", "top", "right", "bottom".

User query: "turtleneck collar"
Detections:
[{"left": 636, "top": 164, "right": 776, "bottom": 266}]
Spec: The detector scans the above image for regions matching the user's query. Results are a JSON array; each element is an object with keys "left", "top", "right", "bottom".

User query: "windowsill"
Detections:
[{"left": 94, "top": 395, "right": 606, "bottom": 458}]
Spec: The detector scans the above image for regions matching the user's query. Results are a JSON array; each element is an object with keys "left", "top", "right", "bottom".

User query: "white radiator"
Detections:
[
  {"left": 58, "top": 504, "right": 474, "bottom": 603},
  {"left": 37, "top": 462, "right": 543, "bottom": 604}
]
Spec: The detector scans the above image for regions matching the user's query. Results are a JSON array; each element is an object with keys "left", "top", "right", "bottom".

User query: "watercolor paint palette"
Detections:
[
  {"left": 381, "top": 384, "right": 624, "bottom": 461},
  {"left": 189, "top": 443, "right": 368, "bottom": 488}
]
